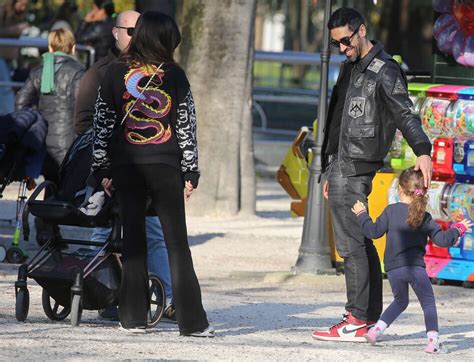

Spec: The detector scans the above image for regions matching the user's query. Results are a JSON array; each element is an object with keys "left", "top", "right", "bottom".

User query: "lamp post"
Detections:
[{"left": 293, "top": 0, "right": 333, "bottom": 274}]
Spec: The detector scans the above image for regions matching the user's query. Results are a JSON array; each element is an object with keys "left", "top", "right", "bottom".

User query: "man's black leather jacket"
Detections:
[{"left": 321, "top": 41, "right": 431, "bottom": 177}]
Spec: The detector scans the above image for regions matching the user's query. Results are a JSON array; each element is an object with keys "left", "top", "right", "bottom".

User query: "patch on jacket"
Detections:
[
  {"left": 348, "top": 97, "right": 365, "bottom": 119},
  {"left": 354, "top": 74, "right": 364, "bottom": 88},
  {"left": 367, "top": 59, "right": 385, "bottom": 73},
  {"left": 365, "top": 79, "right": 376, "bottom": 96},
  {"left": 392, "top": 77, "right": 408, "bottom": 95}
]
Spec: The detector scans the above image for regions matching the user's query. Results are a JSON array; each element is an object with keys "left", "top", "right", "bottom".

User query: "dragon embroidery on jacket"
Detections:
[{"left": 123, "top": 65, "right": 172, "bottom": 145}]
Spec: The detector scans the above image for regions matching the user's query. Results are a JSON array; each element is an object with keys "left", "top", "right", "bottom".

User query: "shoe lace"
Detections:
[{"left": 329, "top": 314, "right": 349, "bottom": 330}]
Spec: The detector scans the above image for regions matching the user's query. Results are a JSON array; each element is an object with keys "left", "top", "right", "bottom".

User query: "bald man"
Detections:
[
  {"left": 74, "top": 10, "right": 175, "bottom": 323},
  {"left": 74, "top": 10, "right": 140, "bottom": 133}
]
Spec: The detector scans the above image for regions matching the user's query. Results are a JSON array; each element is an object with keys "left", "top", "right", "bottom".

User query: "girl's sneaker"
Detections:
[
  {"left": 363, "top": 326, "right": 383, "bottom": 345},
  {"left": 424, "top": 341, "right": 441, "bottom": 354}
]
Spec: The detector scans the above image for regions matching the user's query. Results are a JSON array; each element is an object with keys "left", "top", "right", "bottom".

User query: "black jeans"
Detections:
[
  {"left": 112, "top": 163, "right": 209, "bottom": 333},
  {"left": 326, "top": 160, "right": 382, "bottom": 321}
]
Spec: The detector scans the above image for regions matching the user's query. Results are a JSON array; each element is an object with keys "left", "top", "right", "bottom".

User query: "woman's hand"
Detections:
[
  {"left": 84, "top": 9, "right": 98, "bottom": 22},
  {"left": 101, "top": 178, "right": 114, "bottom": 197},
  {"left": 184, "top": 180, "right": 193, "bottom": 201}
]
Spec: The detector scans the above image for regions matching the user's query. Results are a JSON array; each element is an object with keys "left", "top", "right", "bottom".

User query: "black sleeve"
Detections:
[
  {"left": 15, "top": 73, "right": 38, "bottom": 110},
  {"left": 424, "top": 213, "right": 460, "bottom": 247},
  {"left": 91, "top": 68, "right": 118, "bottom": 179},
  {"left": 74, "top": 66, "right": 100, "bottom": 135},
  {"left": 379, "top": 62, "right": 431, "bottom": 157},
  {"left": 357, "top": 209, "right": 389, "bottom": 239},
  {"left": 175, "top": 67, "right": 200, "bottom": 188},
  {"left": 70, "top": 66, "right": 85, "bottom": 113},
  {"left": 75, "top": 21, "right": 101, "bottom": 45}
]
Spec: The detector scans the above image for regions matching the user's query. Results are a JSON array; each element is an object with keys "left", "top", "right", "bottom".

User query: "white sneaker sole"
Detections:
[
  {"left": 119, "top": 324, "right": 147, "bottom": 334},
  {"left": 182, "top": 326, "right": 216, "bottom": 338},
  {"left": 312, "top": 334, "right": 366, "bottom": 342}
]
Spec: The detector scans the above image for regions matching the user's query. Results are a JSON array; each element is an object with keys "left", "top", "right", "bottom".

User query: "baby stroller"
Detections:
[
  {"left": 0, "top": 109, "right": 48, "bottom": 263},
  {"left": 15, "top": 128, "right": 166, "bottom": 327}
]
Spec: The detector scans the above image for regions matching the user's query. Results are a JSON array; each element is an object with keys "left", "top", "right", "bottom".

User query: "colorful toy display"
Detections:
[
  {"left": 446, "top": 183, "right": 474, "bottom": 221},
  {"left": 433, "top": 0, "right": 474, "bottom": 68},
  {"left": 453, "top": 88, "right": 474, "bottom": 182},
  {"left": 453, "top": 88, "right": 474, "bottom": 139},
  {"left": 387, "top": 83, "right": 474, "bottom": 287},
  {"left": 420, "top": 85, "right": 469, "bottom": 139},
  {"left": 389, "top": 83, "right": 434, "bottom": 170},
  {"left": 460, "top": 231, "right": 474, "bottom": 260},
  {"left": 426, "top": 182, "right": 451, "bottom": 221}
]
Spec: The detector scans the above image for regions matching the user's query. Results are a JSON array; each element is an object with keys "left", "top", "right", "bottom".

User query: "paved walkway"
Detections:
[{"left": 0, "top": 179, "right": 472, "bottom": 360}]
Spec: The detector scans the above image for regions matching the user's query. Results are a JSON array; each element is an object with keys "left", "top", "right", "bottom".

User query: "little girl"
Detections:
[{"left": 351, "top": 166, "right": 472, "bottom": 354}]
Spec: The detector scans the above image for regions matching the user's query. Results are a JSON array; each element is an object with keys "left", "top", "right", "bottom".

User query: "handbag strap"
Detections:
[{"left": 120, "top": 63, "right": 163, "bottom": 126}]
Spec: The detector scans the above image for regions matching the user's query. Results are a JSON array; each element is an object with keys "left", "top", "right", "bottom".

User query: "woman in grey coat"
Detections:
[{"left": 15, "top": 27, "right": 84, "bottom": 244}]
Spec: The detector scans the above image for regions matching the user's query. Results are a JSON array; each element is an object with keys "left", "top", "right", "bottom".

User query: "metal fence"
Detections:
[{"left": 0, "top": 37, "right": 95, "bottom": 88}]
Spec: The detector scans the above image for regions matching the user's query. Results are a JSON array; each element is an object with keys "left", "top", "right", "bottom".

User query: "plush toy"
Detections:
[{"left": 79, "top": 191, "right": 105, "bottom": 216}]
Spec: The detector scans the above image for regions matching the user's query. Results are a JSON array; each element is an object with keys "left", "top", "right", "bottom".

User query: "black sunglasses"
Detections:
[
  {"left": 115, "top": 26, "right": 135, "bottom": 37},
  {"left": 330, "top": 24, "right": 361, "bottom": 48}
]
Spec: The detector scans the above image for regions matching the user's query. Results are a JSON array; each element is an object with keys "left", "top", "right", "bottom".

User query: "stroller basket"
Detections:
[{"left": 29, "top": 248, "right": 121, "bottom": 310}]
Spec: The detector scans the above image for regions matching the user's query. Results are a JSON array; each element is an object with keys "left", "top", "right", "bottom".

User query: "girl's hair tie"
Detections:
[{"left": 414, "top": 188, "right": 425, "bottom": 196}]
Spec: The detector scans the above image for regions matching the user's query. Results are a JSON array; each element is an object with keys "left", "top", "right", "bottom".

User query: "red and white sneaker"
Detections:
[
  {"left": 312, "top": 312, "right": 367, "bottom": 342},
  {"left": 366, "top": 320, "right": 377, "bottom": 329}
]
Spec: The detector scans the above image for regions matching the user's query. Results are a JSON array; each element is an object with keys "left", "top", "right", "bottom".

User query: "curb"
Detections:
[{"left": 0, "top": 262, "right": 20, "bottom": 274}]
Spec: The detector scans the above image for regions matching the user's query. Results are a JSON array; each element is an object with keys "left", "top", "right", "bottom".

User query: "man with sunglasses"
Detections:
[
  {"left": 312, "top": 8, "right": 432, "bottom": 342},
  {"left": 74, "top": 10, "right": 176, "bottom": 324}
]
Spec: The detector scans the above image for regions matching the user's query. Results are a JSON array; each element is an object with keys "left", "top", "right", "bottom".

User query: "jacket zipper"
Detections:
[{"left": 337, "top": 65, "right": 356, "bottom": 163}]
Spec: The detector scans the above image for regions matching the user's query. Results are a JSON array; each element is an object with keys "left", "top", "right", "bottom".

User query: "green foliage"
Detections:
[{"left": 75, "top": 0, "right": 135, "bottom": 16}]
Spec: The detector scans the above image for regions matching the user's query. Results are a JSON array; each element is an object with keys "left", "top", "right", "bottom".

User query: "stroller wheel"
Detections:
[
  {"left": 42, "top": 289, "right": 71, "bottom": 321},
  {"left": 7, "top": 246, "right": 27, "bottom": 264},
  {"left": 15, "top": 288, "right": 30, "bottom": 322},
  {"left": 147, "top": 274, "right": 165, "bottom": 327},
  {"left": 70, "top": 294, "right": 82, "bottom": 327}
]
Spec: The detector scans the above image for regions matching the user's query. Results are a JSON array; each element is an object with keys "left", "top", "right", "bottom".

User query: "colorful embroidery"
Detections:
[{"left": 123, "top": 65, "right": 172, "bottom": 145}]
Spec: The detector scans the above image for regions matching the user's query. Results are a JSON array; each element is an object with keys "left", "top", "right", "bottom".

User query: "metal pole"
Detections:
[{"left": 293, "top": 0, "right": 333, "bottom": 274}]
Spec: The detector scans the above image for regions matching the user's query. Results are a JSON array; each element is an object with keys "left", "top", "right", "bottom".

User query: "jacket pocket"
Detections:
[{"left": 347, "top": 124, "right": 379, "bottom": 159}]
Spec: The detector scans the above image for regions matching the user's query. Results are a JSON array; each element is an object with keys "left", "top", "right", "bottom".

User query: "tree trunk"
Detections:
[{"left": 177, "top": 0, "right": 257, "bottom": 216}]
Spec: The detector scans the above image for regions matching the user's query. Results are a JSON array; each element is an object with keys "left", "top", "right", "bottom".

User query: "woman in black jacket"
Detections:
[
  {"left": 15, "top": 28, "right": 84, "bottom": 243},
  {"left": 91, "top": 11, "right": 213, "bottom": 336},
  {"left": 75, "top": 0, "right": 115, "bottom": 61}
]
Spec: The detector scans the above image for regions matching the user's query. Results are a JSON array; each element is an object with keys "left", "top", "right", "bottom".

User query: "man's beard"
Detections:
[{"left": 346, "top": 45, "right": 361, "bottom": 63}]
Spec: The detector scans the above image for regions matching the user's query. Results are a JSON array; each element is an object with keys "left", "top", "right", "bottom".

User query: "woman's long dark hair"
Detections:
[{"left": 123, "top": 11, "right": 181, "bottom": 67}]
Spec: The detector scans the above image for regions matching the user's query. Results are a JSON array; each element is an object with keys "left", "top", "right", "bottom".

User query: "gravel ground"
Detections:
[{"left": 0, "top": 179, "right": 472, "bottom": 360}]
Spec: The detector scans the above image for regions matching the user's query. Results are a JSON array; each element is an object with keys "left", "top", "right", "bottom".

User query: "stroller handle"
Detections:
[{"left": 22, "top": 181, "right": 57, "bottom": 241}]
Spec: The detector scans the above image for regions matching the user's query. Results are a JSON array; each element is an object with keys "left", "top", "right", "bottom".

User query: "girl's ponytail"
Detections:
[
  {"left": 406, "top": 188, "right": 428, "bottom": 229},
  {"left": 399, "top": 167, "right": 428, "bottom": 229}
]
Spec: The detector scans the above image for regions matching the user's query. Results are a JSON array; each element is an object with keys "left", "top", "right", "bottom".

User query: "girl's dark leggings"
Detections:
[{"left": 381, "top": 265, "right": 438, "bottom": 332}]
